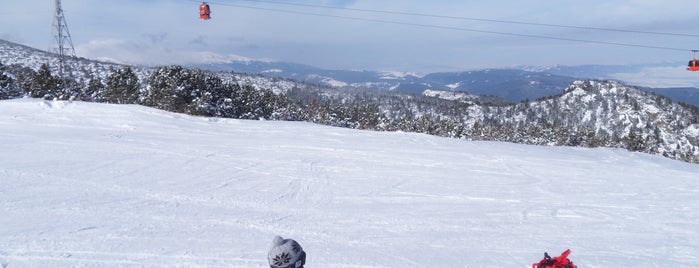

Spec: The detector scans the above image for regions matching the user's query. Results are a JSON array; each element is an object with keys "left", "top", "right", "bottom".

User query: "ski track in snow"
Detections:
[{"left": 1, "top": 99, "right": 698, "bottom": 267}]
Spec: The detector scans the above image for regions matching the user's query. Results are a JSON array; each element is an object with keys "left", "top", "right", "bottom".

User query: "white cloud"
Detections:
[
  {"left": 75, "top": 38, "right": 262, "bottom": 66},
  {"left": 611, "top": 66, "right": 699, "bottom": 88},
  {"left": 2, "top": 0, "right": 698, "bottom": 73}
]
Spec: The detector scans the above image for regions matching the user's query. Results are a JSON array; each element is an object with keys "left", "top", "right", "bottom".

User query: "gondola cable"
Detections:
[
  {"left": 220, "top": 0, "right": 699, "bottom": 38},
  {"left": 192, "top": 0, "right": 692, "bottom": 52}
]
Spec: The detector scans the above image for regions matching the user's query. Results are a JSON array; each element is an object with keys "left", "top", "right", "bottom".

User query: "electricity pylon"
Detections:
[{"left": 52, "top": 0, "right": 76, "bottom": 76}]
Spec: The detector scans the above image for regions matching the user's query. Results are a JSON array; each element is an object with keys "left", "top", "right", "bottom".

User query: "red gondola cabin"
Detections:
[
  {"left": 688, "top": 60, "right": 699, "bottom": 72},
  {"left": 200, "top": 2, "right": 211, "bottom": 20},
  {"left": 689, "top": 50, "right": 699, "bottom": 72}
]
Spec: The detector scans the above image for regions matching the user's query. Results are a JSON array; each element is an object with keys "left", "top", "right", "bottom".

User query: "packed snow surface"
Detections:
[{"left": 1, "top": 99, "right": 698, "bottom": 267}]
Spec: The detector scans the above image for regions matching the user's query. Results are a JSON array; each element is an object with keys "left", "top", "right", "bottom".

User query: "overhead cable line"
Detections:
[
  {"left": 224, "top": 0, "right": 699, "bottom": 38},
  {"left": 195, "top": 1, "right": 692, "bottom": 52}
]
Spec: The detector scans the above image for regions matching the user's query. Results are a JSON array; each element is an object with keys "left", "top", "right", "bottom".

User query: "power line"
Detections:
[
  {"left": 223, "top": 0, "right": 699, "bottom": 38},
  {"left": 195, "top": 1, "right": 691, "bottom": 52}
]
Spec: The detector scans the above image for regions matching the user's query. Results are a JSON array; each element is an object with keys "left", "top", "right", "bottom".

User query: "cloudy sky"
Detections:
[{"left": 1, "top": 0, "right": 698, "bottom": 73}]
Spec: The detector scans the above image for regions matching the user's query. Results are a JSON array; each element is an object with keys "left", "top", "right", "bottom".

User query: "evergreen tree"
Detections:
[
  {"left": 12, "top": 66, "right": 36, "bottom": 96},
  {"left": 623, "top": 128, "right": 647, "bottom": 152},
  {"left": 55, "top": 76, "right": 82, "bottom": 100},
  {"left": 85, "top": 78, "right": 106, "bottom": 102},
  {"left": 30, "top": 63, "right": 61, "bottom": 99},
  {"left": 195, "top": 74, "right": 226, "bottom": 116},
  {"left": 0, "top": 62, "right": 21, "bottom": 99},
  {"left": 213, "top": 83, "right": 240, "bottom": 118},
  {"left": 104, "top": 66, "right": 140, "bottom": 104},
  {"left": 145, "top": 65, "right": 204, "bottom": 113}
]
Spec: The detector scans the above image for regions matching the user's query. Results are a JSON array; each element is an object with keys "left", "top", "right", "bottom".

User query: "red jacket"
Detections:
[{"left": 532, "top": 249, "right": 577, "bottom": 268}]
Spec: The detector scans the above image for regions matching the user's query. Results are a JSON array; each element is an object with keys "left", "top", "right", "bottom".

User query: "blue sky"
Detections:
[{"left": 1, "top": 0, "right": 698, "bottom": 73}]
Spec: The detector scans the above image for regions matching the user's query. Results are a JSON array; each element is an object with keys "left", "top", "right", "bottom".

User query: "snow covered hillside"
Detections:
[
  {"left": 1, "top": 99, "right": 698, "bottom": 267},
  {"left": 0, "top": 39, "right": 309, "bottom": 95},
  {"left": 0, "top": 39, "right": 150, "bottom": 84}
]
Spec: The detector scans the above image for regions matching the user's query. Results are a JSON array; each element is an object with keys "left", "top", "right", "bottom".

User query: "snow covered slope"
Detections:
[{"left": 1, "top": 99, "right": 698, "bottom": 267}]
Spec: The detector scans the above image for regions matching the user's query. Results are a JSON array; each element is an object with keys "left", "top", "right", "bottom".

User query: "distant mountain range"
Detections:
[
  {"left": 1, "top": 38, "right": 696, "bottom": 107},
  {"left": 192, "top": 60, "right": 699, "bottom": 107}
]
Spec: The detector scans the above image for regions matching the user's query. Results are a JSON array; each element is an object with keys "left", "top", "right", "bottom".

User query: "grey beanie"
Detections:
[{"left": 268, "top": 235, "right": 306, "bottom": 268}]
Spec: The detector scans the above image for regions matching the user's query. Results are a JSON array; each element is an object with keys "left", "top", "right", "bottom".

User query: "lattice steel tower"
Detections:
[{"left": 52, "top": 0, "right": 76, "bottom": 75}]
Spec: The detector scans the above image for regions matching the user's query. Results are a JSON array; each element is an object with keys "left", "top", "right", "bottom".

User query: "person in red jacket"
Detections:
[{"left": 532, "top": 249, "right": 577, "bottom": 268}]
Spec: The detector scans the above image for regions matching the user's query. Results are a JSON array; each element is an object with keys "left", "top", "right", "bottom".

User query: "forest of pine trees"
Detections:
[{"left": 1, "top": 61, "right": 698, "bottom": 163}]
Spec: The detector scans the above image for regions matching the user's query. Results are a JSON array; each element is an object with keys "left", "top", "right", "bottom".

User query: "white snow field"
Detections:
[{"left": 1, "top": 99, "right": 698, "bottom": 267}]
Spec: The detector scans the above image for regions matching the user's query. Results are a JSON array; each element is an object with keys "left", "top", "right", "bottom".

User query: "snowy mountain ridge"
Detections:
[
  {"left": 0, "top": 39, "right": 310, "bottom": 95},
  {"left": 193, "top": 59, "right": 577, "bottom": 102},
  {"left": 413, "top": 80, "right": 699, "bottom": 163},
  {"left": 2, "top": 38, "right": 698, "bottom": 163},
  {"left": 423, "top": 89, "right": 482, "bottom": 103},
  {"left": 495, "top": 80, "right": 699, "bottom": 160},
  {"left": 191, "top": 53, "right": 699, "bottom": 107}
]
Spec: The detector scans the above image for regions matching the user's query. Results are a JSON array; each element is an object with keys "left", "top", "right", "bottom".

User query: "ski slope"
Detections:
[{"left": 1, "top": 99, "right": 698, "bottom": 267}]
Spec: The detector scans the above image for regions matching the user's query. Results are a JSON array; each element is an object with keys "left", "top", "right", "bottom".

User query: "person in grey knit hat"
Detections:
[{"left": 268, "top": 235, "right": 306, "bottom": 268}]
